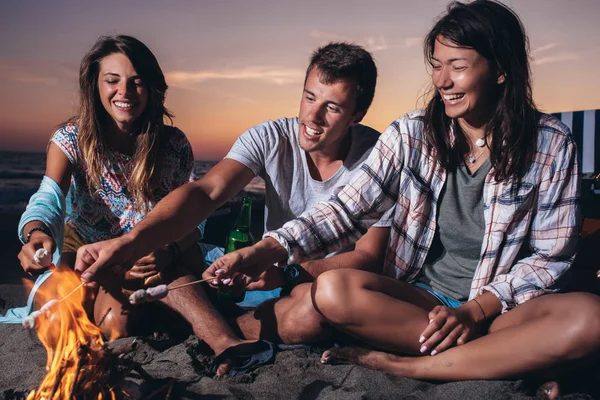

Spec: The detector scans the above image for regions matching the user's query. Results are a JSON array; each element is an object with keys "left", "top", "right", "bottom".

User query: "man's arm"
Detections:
[
  {"left": 75, "top": 158, "right": 255, "bottom": 281},
  {"left": 296, "top": 226, "right": 390, "bottom": 281}
]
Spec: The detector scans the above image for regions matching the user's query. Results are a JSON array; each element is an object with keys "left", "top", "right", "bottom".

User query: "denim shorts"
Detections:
[{"left": 413, "top": 282, "right": 464, "bottom": 308}]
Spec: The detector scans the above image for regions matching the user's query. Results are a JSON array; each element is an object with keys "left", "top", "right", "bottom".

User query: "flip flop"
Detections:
[{"left": 210, "top": 340, "right": 276, "bottom": 376}]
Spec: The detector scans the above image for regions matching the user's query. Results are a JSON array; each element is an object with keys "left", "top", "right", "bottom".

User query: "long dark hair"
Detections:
[
  {"left": 423, "top": 0, "right": 538, "bottom": 181},
  {"left": 72, "top": 34, "right": 173, "bottom": 211}
]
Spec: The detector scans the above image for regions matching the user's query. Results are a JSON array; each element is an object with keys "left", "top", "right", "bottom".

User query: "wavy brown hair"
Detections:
[
  {"left": 70, "top": 35, "right": 173, "bottom": 212},
  {"left": 423, "top": 0, "right": 539, "bottom": 181}
]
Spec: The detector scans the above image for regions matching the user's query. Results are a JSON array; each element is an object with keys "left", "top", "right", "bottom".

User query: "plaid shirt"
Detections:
[{"left": 265, "top": 109, "right": 581, "bottom": 313}]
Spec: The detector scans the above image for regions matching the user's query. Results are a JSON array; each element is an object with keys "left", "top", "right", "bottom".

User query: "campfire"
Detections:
[{"left": 25, "top": 267, "right": 122, "bottom": 399}]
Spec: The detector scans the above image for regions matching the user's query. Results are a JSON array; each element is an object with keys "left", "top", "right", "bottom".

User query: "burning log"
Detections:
[{"left": 25, "top": 268, "right": 121, "bottom": 399}]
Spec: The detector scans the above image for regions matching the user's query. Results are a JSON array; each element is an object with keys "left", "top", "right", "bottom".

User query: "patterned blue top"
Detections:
[{"left": 51, "top": 124, "right": 194, "bottom": 243}]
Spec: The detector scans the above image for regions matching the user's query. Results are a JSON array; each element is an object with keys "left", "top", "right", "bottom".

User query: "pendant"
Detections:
[
  {"left": 468, "top": 156, "right": 476, "bottom": 163},
  {"left": 475, "top": 138, "right": 486, "bottom": 147}
]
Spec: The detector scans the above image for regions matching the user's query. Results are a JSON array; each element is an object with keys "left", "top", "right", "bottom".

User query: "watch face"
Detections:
[{"left": 284, "top": 264, "right": 300, "bottom": 282}]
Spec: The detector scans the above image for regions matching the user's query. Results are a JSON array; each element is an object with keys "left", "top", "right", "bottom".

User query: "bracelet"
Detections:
[
  {"left": 167, "top": 242, "right": 181, "bottom": 266},
  {"left": 25, "top": 225, "right": 52, "bottom": 244},
  {"left": 472, "top": 298, "right": 487, "bottom": 320}
]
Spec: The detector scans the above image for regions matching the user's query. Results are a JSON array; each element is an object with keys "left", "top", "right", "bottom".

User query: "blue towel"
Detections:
[{"left": 0, "top": 176, "right": 65, "bottom": 323}]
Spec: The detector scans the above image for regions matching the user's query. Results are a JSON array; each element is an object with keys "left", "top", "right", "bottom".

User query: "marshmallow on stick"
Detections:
[{"left": 128, "top": 276, "right": 216, "bottom": 305}]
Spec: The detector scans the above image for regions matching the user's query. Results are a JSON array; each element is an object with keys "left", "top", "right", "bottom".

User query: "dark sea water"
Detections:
[{"left": 0, "top": 150, "right": 265, "bottom": 214}]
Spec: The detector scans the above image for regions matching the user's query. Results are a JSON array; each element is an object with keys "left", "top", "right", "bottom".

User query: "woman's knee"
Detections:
[
  {"left": 557, "top": 293, "right": 600, "bottom": 357},
  {"left": 312, "top": 269, "right": 363, "bottom": 325}
]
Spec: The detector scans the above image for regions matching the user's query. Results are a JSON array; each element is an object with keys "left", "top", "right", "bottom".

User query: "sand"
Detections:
[{"left": 2, "top": 211, "right": 600, "bottom": 399}]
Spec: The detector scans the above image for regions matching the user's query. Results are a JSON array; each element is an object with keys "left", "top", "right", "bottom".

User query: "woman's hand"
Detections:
[
  {"left": 127, "top": 246, "right": 172, "bottom": 280},
  {"left": 202, "top": 245, "right": 262, "bottom": 289},
  {"left": 202, "top": 237, "right": 289, "bottom": 288},
  {"left": 18, "top": 230, "right": 55, "bottom": 275},
  {"left": 418, "top": 303, "right": 484, "bottom": 356}
]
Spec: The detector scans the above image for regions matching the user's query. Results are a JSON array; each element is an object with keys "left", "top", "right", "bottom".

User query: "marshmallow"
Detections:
[
  {"left": 33, "top": 248, "right": 52, "bottom": 268},
  {"left": 128, "top": 284, "right": 169, "bottom": 305},
  {"left": 22, "top": 311, "right": 42, "bottom": 330}
]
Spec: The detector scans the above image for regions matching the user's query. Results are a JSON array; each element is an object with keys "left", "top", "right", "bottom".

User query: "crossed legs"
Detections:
[{"left": 313, "top": 269, "right": 600, "bottom": 381}]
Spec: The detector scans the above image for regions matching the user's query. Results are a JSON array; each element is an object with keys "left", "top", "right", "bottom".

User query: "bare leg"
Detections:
[
  {"left": 313, "top": 269, "right": 441, "bottom": 354},
  {"left": 236, "top": 283, "right": 332, "bottom": 344},
  {"left": 317, "top": 270, "right": 600, "bottom": 381},
  {"left": 160, "top": 271, "right": 251, "bottom": 354}
]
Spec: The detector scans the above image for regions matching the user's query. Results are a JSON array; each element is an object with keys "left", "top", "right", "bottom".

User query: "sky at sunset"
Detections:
[{"left": 1, "top": 0, "right": 599, "bottom": 160}]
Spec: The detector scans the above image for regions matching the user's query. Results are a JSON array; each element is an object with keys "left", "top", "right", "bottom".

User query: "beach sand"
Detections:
[{"left": 2, "top": 210, "right": 600, "bottom": 399}]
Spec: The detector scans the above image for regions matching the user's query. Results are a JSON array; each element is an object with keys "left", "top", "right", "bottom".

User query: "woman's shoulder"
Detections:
[
  {"left": 537, "top": 113, "right": 573, "bottom": 138},
  {"left": 161, "top": 125, "right": 192, "bottom": 151},
  {"left": 383, "top": 109, "right": 426, "bottom": 141},
  {"left": 52, "top": 123, "right": 79, "bottom": 139},
  {"left": 536, "top": 112, "right": 576, "bottom": 150}
]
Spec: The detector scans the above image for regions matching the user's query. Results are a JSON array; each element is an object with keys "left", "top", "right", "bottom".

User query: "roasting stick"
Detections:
[
  {"left": 129, "top": 276, "right": 218, "bottom": 305},
  {"left": 22, "top": 250, "right": 85, "bottom": 329}
]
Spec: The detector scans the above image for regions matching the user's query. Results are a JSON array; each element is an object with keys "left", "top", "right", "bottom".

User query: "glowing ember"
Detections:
[{"left": 26, "top": 267, "right": 120, "bottom": 399}]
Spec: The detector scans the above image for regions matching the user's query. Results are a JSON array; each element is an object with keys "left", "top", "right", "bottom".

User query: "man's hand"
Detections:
[
  {"left": 18, "top": 230, "right": 55, "bottom": 275},
  {"left": 74, "top": 235, "right": 137, "bottom": 285},
  {"left": 127, "top": 246, "right": 172, "bottom": 280},
  {"left": 246, "top": 266, "right": 285, "bottom": 291},
  {"left": 418, "top": 303, "right": 483, "bottom": 356}
]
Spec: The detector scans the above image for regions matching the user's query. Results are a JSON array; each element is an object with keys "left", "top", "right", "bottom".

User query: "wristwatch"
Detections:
[{"left": 281, "top": 263, "right": 302, "bottom": 294}]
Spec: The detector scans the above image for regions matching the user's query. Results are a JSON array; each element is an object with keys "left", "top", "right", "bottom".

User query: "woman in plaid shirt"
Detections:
[{"left": 206, "top": 0, "right": 600, "bottom": 385}]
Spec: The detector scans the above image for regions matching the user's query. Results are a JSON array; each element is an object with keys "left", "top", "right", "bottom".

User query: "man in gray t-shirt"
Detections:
[
  {"left": 75, "top": 42, "right": 391, "bottom": 376},
  {"left": 226, "top": 117, "right": 390, "bottom": 232}
]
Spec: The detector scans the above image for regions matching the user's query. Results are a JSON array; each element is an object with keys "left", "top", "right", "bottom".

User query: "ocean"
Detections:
[{"left": 0, "top": 150, "right": 266, "bottom": 214}]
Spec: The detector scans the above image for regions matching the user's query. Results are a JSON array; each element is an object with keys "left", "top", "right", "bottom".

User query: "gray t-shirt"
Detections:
[
  {"left": 226, "top": 117, "right": 393, "bottom": 232},
  {"left": 419, "top": 159, "right": 492, "bottom": 301}
]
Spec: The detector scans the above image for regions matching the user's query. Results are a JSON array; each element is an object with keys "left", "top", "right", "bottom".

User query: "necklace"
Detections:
[
  {"left": 467, "top": 137, "right": 487, "bottom": 164},
  {"left": 467, "top": 147, "right": 486, "bottom": 164}
]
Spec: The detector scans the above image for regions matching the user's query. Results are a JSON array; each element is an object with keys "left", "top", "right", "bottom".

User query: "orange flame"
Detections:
[{"left": 26, "top": 267, "right": 118, "bottom": 400}]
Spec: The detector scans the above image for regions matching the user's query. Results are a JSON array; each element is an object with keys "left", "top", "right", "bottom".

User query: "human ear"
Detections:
[{"left": 497, "top": 73, "right": 506, "bottom": 84}]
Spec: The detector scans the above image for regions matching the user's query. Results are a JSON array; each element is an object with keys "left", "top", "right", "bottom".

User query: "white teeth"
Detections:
[
  {"left": 114, "top": 101, "right": 134, "bottom": 109},
  {"left": 305, "top": 125, "right": 321, "bottom": 136},
  {"left": 443, "top": 94, "right": 464, "bottom": 101}
]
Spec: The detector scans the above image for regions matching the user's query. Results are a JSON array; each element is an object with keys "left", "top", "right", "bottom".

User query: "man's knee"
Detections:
[{"left": 278, "top": 284, "right": 329, "bottom": 343}]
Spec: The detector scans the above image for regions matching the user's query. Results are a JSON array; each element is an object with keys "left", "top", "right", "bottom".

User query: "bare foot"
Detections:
[
  {"left": 321, "top": 346, "right": 407, "bottom": 375},
  {"left": 214, "top": 339, "right": 259, "bottom": 377},
  {"left": 536, "top": 381, "right": 560, "bottom": 400}
]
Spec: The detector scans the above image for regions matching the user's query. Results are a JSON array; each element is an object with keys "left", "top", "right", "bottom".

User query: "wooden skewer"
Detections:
[
  {"left": 167, "top": 276, "right": 216, "bottom": 291},
  {"left": 59, "top": 283, "right": 84, "bottom": 303}
]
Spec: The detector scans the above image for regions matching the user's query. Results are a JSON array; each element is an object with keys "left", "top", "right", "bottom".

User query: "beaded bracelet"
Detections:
[{"left": 25, "top": 225, "right": 52, "bottom": 244}]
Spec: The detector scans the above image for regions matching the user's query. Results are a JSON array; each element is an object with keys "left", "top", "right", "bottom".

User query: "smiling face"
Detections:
[
  {"left": 431, "top": 35, "right": 504, "bottom": 128},
  {"left": 98, "top": 52, "right": 148, "bottom": 132},
  {"left": 298, "top": 67, "right": 363, "bottom": 155}
]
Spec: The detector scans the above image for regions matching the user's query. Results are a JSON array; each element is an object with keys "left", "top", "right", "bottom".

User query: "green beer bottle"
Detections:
[
  {"left": 225, "top": 196, "right": 254, "bottom": 253},
  {"left": 220, "top": 196, "right": 254, "bottom": 302}
]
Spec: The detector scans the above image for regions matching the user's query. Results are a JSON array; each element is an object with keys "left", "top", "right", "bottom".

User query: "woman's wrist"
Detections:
[{"left": 25, "top": 225, "right": 52, "bottom": 244}]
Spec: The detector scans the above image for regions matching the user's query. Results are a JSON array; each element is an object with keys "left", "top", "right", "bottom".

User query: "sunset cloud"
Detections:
[
  {"left": 404, "top": 37, "right": 423, "bottom": 48},
  {"left": 533, "top": 52, "right": 579, "bottom": 65},
  {"left": 532, "top": 42, "right": 559, "bottom": 53},
  {"left": 166, "top": 66, "right": 305, "bottom": 86},
  {"left": 531, "top": 42, "right": 579, "bottom": 65}
]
